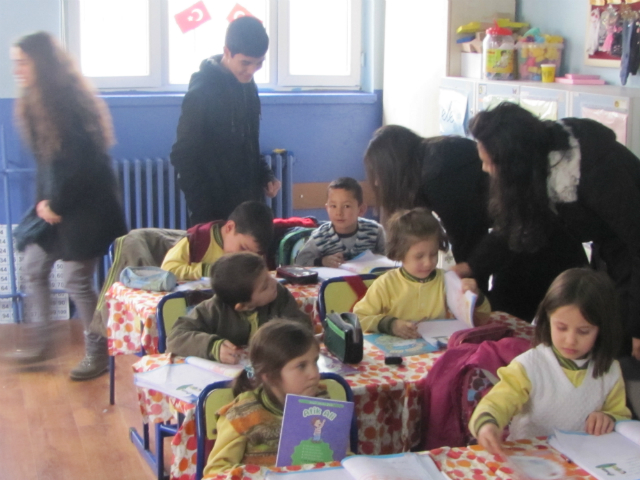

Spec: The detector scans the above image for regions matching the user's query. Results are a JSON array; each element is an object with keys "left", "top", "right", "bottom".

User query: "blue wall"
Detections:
[{"left": 0, "top": 92, "right": 382, "bottom": 224}]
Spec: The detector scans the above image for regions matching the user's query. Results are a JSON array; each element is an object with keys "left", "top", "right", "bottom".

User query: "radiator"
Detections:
[{"left": 112, "top": 152, "right": 294, "bottom": 230}]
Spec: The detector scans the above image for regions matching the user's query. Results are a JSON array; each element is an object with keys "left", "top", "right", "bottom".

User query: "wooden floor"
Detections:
[{"left": 0, "top": 320, "right": 160, "bottom": 480}]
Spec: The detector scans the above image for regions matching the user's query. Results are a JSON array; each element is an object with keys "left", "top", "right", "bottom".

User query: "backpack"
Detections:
[{"left": 420, "top": 336, "right": 531, "bottom": 450}]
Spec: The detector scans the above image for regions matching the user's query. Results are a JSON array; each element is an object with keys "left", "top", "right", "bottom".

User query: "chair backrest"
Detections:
[
  {"left": 195, "top": 380, "right": 234, "bottom": 480},
  {"left": 193, "top": 372, "right": 358, "bottom": 480},
  {"left": 277, "top": 228, "right": 315, "bottom": 266},
  {"left": 156, "top": 290, "right": 213, "bottom": 353},
  {"left": 317, "top": 274, "right": 378, "bottom": 321}
]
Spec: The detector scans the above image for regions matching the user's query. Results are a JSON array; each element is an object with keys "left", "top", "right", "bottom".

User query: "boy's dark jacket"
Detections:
[
  {"left": 170, "top": 54, "right": 274, "bottom": 223},
  {"left": 167, "top": 283, "right": 312, "bottom": 358}
]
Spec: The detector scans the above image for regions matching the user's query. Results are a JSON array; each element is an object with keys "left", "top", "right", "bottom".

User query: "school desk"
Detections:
[
  {"left": 106, "top": 280, "right": 321, "bottom": 356},
  {"left": 132, "top": 312, "right": 533, "bottom": 480},
  {"left": 199, "top": 437, "right": 591, "bottom": 480}
]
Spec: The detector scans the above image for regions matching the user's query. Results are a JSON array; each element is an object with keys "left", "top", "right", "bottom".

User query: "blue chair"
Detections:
[
  {"left": 129, "top": 288, "right": 213, "bottom": 480},
  {"left": 194, "top": 372, "right": 357, "bottom": 480},
  {"left": 317, "top": 274, "right": 378, "bottom": 322}
]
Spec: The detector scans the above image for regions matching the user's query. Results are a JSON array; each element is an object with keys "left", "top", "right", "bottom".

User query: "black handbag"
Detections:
[{"left": 13, "top": 206, "right": 55, "bottom": 252}]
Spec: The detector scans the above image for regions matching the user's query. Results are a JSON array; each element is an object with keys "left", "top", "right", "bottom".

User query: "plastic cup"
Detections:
[{"left": 541, "top": 63, "right": 556, "bottom": 83}]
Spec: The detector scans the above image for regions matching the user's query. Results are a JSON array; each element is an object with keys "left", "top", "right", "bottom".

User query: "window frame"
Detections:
[
  {"left": 277, "top": 0, "right": 362, "bottom": 88},
  {"left": 64, "top": 0, "right": 362, "bottom": 91}
]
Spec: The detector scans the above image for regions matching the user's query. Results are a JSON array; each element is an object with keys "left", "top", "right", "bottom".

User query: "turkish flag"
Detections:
[
  {"left": 175, "top": 1, "right": 212, "bottom": 34},
  {"left": 226, "top": 3, "right": 256, "bottom": 23}
]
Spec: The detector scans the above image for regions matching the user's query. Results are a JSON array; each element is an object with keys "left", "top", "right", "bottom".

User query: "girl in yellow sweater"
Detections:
[
  {"left": 470, "top": 268, "right": 631, "bottom": 457},
  {"left": 353, "top": 208, "right": 490, "bottom": 338}
]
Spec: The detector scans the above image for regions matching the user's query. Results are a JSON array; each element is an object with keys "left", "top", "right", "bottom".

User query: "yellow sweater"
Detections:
[
  {"left": 353, "top": 268, "right": 491, "bottom": 334},
  {"left": 469, "top": 348, "right": 631, "bottom": 438},
  {"left": 161, "top": 225, "right": 224, "bottom": 280}
]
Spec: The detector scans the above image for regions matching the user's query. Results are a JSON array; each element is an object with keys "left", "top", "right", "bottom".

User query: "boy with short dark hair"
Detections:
[
  {"left": 170, "top": 16, "right": 280, "bottom": 225},
  {"left": 161, "top": 201, "right": 274, "bottom": 280},
  {"left": 167, "top": 252, "right": 311, "bottom": 363},
  {"left": 295, "top": 177, "right": 385, "bottom": 267}
]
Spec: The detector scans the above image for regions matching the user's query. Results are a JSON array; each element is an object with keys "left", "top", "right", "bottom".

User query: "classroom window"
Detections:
[{"left": 65, "top": 0, "right": 362, "bottom": 90}]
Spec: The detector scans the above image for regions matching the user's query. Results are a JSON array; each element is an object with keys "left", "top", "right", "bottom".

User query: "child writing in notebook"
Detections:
[
  {"left": 353, "top": 208, "right": 490, "bottom": 338},
  {"left": 166, "top": 252, "right": 311, "bottom": 362},
  {"left": 203, "top": 319, "right": 330, "bottom": 475},
  {"left": 470, "top": 268, "right": 632, "bottom": 456}
]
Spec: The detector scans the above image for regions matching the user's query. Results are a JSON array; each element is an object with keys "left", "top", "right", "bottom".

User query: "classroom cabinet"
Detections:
[{"left": 439, "top": 77, "right": 640, "bottom": 157}]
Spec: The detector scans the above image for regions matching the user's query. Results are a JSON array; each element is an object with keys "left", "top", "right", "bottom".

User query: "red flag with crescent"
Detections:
[
  {"left": 226, "top": 3, "right": 255, "bottom": 23},
  {"left": 175, "top": 1, "right": 212, "bottom": 33}
]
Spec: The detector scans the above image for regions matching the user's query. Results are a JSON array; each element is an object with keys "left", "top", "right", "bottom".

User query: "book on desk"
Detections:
[
  {"left": 267, "top": 452, "right": 448, "bottom": 480},
  {"left": 548, "top": 421, "right": 640, "bottom": 480}
]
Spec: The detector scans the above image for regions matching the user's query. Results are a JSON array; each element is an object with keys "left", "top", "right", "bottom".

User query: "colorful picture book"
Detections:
[
  {"left": 267, "top": 452, "right": 448, "bottom": 480},
  {"left": 548, "top": 421, "right": 640, "bottom": 480},
  {"left": 276, "top": 394, "right": 354, "bottom": 467},
  {"left": 504, "top": 449, "right": 567, "bottom": 480},
  {"left": 364, "top": 333, "right": 438, "bottom": 357}
]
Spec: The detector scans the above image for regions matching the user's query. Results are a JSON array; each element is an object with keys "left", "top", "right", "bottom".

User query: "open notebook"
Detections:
[
  {"left": 365, "top": 270, "right": 479, "bottom": 355},
  {"left": 266, "top": 452, "right": 448, "bottom": 480},
  {"left": 548, "top": 421, "right": 640, "bottom": 480},
  {"left": 134, "top": 354, "right": 358, "bottom": 403}
]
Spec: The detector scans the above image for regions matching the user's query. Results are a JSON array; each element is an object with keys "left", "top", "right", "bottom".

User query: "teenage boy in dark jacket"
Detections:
[
  {"left": 167, "top": 252, "right": 311, "bottom": 362},
  {"left": 171, "top": 16, "right": 281, "bottom": 225}
]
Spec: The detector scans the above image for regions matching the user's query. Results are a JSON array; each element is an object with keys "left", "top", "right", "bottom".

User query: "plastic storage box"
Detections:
[{"left": 516, "top": 43, "right": 563, "bottom": 81}]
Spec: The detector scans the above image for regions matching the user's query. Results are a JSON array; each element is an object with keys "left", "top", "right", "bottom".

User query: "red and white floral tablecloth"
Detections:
[
  {"left": 201, "top": 437, "right": 592, "bottom": 480},
  {"left": 107, "top": 280, "right": 321, "bottom": 356},
  {"left": 133, "top": 312, "right": 533, "bottom": 480}
]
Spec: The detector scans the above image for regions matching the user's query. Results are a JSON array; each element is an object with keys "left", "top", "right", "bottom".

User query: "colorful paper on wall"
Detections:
[
  {"left": 520, "top": 98, "right": 559, "bottom": 120},
  {"left": 581, "top": 106, "right": 628, "bottom": 145},
  {"left": 439, "top": 88, "right": 468, "bottom": 136}
]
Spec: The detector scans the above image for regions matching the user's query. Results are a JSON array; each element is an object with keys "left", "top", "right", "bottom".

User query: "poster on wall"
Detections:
[
  {"left": 439, "top": 88, "right": 468, "bottom": 136},
  {"left": 581, "top": 106, "right": 628, "bottom": 144},
  {"left": 585, "top": 0, "right": 640, "bottom": 67}
]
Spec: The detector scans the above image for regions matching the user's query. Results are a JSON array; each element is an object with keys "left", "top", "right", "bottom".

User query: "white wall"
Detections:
[
  {"left": 383, "top": 0, "right": 449, "bottom": 137},
  {"left": 0, "top": 0, "right": 61, "bottom": 99}
]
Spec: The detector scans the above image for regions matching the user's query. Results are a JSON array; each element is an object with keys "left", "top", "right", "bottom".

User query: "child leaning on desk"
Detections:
[
  {"left": 353, "top": 208, "right": 491, "bottom": 338},
  {"left": 166, "top": 252, "right": 312, "bottom": 363},
  {"left": 204, "top": 319, "right": 331, "bottom": 475},
  {"left": 469, "top": 268, "right": 632, "bottom": 457},
  {"left": 161, "top": 201, "right": 274, "bottom": 281}
]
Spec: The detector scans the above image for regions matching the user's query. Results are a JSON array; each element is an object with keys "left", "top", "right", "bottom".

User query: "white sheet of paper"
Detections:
[
  {"left": 417, "top": 319, "right": 470, "bottom": 348},
  {"left": 444, "top": 270, "right": 476, "bottom": 327},
  {"left": 134, "top": 363, "right": 232, "bottom": 403},
  {"left": 310, "top": 267, "right": 359, "bottom": 281},
  {"left": 265, "top": 467, "right": 352, "bottom": 480},
  {"left": 342, "top": 452, "right": 447, "bottom": 480},
  {"left": 549, "top": 429, "right": 640, "bottom": 480}
]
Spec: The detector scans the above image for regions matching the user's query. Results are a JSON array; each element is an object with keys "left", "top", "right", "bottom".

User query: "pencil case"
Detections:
[{"left": 323, "top": 312, "right": 363, "bottom": 364}]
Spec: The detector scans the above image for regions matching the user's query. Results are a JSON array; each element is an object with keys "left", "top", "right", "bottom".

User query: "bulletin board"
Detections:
[{"left": 585, "top": 0, "right": 640, "bottom": 67}]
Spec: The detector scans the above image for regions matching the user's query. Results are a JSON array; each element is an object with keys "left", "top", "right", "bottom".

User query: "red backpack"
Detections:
[{"left": 419, "top": 335, "right": 531, "bottom": 450}]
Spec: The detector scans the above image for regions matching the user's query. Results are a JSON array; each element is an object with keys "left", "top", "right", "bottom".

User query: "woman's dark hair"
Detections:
[
  {"left": 225, "top": 16, "right": 269, "bottom": 57},
  {"left": 210, "top": 252, "right": 266, "bottom": 306},
  {"left": 13, "top": 31, "right": 113, "bottom": 163},
  {"left": 534, "top": 268, "right": 621, "bottom": 378},
  {"left": 385, "top": 207, "right": 448, "bottom": 261},
  {"left": 469, "top": 102, "right": 571, "bottom": 253},
  {"left": 364, "top": 125, "right": 423, "bottom": 218},
  {"left": 233, "top": 319, "right": 319, "bottom": 399}
]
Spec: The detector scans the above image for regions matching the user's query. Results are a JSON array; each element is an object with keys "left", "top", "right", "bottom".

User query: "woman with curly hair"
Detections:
[
  {"left": 467, "top": 102, "right": 640, "bottom": 361},
  {"left": 9, "top": 32, "right": 127, "bottom": 379},
  {"left": 364, "top": 125, "right": 587, "bottom": 322}
]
